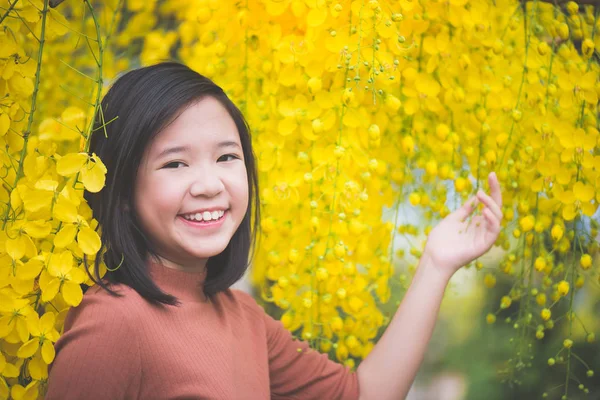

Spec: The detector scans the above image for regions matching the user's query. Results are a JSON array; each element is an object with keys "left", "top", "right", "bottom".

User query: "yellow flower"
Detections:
[
  {"left": 534, "top": 257, "right": 546, "bottom": 272},
  {"left": 557, "top": 280, "right": 570, "bottom": 297},
  {"left": 454, "top": 177, "right": 468, "bottom": 193},
  {"left": 559, "top": 182, "right": 597, "bottom": 221},
  {"left": 556, "top": 22, "right": 569, "bottom": 39},
  {"left": 307, "top": 77, "right": 322, "bottom": 94},
  {"left": 541, "top": 308, "right": 551, "bottom": 321},
  {"left": 17, "top": 312, "right": 60, "bottom": 365},
  {"left": 500, "top": 296, "right": 512, "bottom": 309},
  {"left": 40, "top": 251, "right": 87, "bottom": 306},
  {"left": 342, "top": 88, "right": 354, "bottom": 105},
  {"left": 519, "top": 215, "right": 535, "bottom": 232},
  {"left": 345, "top": 335, "right": 359, "bottom": 349},
  {"left": 587, "top": 333, "right": 595, "bottom": 343},
  {"left": 551, "top": 225, "right": 564, "bottom": 241},
  {"left": 580, "top": 254, "right": 592, "bottom": 270},
  {"left": 384, "top": 94, "right": 401, "bottom": 112},
  {"left": 80, "top": 153, "right": 108, "bottom": 193},
  {"left": 582, "top": 39, "right": 595, "bottom": 59},
  {"left": 536, "top": 330, "right": 545, "bottom": 340},
  {"left": 401, "top": 135, "right": 415, "bottom": 156},
  {"left": 368, "top": 124, "right": 380, "bottom": 140},
  {"left": 557, "top": 69, "right": 598, "bottom": 108},
  {"left": 403, "top": 73, "right": 442, "bottom": 115},
  {"left": 484, "top": 273, "right": 496, "bottom": 288},
  {"left": 536, "top": 293, "right": 547, "bottom": 306},
  {"left": 409, "top": 192, "right": 421, "bottom": 206},
  {"left": 537, "top": 41, "right": 550, "bottom": 56},
  {"left": 0, "top": 298, "right": 32, "bottom": 343}
]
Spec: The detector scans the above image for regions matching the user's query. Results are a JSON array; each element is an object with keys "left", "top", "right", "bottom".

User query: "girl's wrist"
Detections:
[{"left": 414, "top": 252, "right": 453, "bottom": 287}]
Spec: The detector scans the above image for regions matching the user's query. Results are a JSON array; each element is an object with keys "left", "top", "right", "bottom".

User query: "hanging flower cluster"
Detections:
[
  {"left": 0, "top": 0, "right": 598, "bottom": 399},
  {"left": 163, "top": 0, "right": 600, "bottom": 394},
  {"left": 0, "top": 0, "right": 122, "bottom": 397}
]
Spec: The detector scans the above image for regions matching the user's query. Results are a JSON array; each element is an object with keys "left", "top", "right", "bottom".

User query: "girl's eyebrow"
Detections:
[{"left": 156, "top": 141, "right": 241, "bottom": 159}]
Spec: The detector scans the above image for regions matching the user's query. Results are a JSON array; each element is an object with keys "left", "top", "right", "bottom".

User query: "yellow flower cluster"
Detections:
[
  {"left": 0, "top": 0, "right": 121, "bottom": 397},
  {"left": 162, "top": 0, "right": 600, "bottom": 388},
  {"left": 0, "top": 0, "right": 599, "bottom": 397}
]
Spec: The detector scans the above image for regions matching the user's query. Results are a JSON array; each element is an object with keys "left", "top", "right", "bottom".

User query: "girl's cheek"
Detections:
[{"left": 148, "top": 177, "right": 181, "bottom": 199}]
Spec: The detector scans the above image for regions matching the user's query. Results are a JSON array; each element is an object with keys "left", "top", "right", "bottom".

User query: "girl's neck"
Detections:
[
  {"left": 149, "top": 254, "right": 208, "bottom": 274},
  {"left": 147, "top": 256, "right": 209, "bottom": 303}
]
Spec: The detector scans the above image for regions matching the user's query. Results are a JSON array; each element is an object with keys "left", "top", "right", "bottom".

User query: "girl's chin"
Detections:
[{"left": 181, "top": 246, "right": 228, "bottom": 259}]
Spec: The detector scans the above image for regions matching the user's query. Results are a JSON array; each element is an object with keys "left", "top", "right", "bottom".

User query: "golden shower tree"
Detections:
[{"left": 0, "top": 0, "right": 598, "bottom": 398}]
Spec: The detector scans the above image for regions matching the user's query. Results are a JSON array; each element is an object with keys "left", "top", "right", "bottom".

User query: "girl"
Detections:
[{"left": 45, "top": 62, "right": 503, "bottom": 400}]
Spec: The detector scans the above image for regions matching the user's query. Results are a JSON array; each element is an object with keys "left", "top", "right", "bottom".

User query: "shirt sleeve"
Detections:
[
  {"left": 45, "top": 287, "right": 141, "bottom": 400},
  {"left": 262, "top": 308, "right": 360, "bottom": 400}
]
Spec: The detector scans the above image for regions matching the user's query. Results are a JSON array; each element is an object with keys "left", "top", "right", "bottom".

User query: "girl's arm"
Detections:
[
  {"left": 356, "top": 172, "right": 503, "bottom": 400},
  {"left": 356, "top": 254, "right": 449, "bottom": 400}
]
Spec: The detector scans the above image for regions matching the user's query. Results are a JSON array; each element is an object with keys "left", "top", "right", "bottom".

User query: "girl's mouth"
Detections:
[{"left": 178, "top": 210, "right": 227, "bottom": 228}]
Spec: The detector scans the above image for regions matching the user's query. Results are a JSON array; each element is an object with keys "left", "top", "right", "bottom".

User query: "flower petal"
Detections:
[
  {"left": 28, "top": 356, "right": 48, "bottom": 380},
  {"left": 562, "top": 204, "right": 577, "bottom": 221},
  {"left": 39, "top": 312, "right": 56, "bottom": 333},
  {"left": 77, "top": 226, "right": 101, "bottom": 255},
  {"left": 54, "top": 224, "right": 78, "bottom": 248},
  {"left": 41, "top": 278, "right": 61, "bottom": 303},
  {"left": 19, "top": 258, "right": 44, "bottom": 281},
  {"left": 17, "top": 338, "right": 40, "bottom": 359},
  {"left": 61, "top": 281, "right": 83, "bottom": 307},
  {"left": 41, "top": 340, "right": 56, "bottom": 364},
  {"left": 56, "top": 152, "right": 88, "bottom": 176},
  {"left": 80, "top": 155, "right": 107, "bottom": 193}
]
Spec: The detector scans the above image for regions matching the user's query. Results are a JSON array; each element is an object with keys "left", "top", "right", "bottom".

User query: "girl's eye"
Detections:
[
  {"left": 163, "top": 161, "right": 187, "bottom": 169},
  {"left": 219, "top": 154, "right": 240, "bottom": 162}
]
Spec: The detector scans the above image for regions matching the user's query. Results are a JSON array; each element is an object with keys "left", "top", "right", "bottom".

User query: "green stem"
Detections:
[
  {"left": 82, "top": 0, "right": 104, "bottom": 153},
  {"left": 1, "top": 0, "right": 49, "bottom": 230},
  {"left": 0, "top": 0, "right": 20, "bottom": 25}
]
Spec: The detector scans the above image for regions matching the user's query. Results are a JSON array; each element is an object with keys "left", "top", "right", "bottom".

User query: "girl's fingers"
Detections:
[
  {"left": 455, "top": 172, "right": 503, "bottom": 224},
  {"left": 483, "top": 208, "right": 501, "bottom": 233},
  {"left": 476, "top": 189, "right": 503, "bottom": 221},
  {"left": 489, "top": 172, "right": 503, "bottom": 209},
  {"left": 455, "top": 195, "right": 479, "bottom": 222}
]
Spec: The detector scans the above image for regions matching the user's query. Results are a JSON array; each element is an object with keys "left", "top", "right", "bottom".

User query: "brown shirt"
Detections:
[{"left": 46, "top": 261, "right": 360, "bottom": 399}]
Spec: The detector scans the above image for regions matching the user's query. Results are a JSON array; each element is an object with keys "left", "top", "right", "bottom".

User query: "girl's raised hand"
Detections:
[{"left": 421, "top": 172, "right": 503, "bottom": 281}]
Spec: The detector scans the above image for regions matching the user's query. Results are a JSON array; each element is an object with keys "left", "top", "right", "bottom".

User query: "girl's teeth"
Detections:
[{"left": 183, "top": 210, "right": 225, "bottom": 221}]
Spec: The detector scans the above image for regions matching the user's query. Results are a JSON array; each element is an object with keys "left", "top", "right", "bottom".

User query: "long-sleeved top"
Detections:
[{"left": 45, "top": 260, "right": 360, "bottom": 399}]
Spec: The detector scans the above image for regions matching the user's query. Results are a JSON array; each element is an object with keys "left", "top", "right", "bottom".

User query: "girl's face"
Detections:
[{"left": 133, "top": 97, "right": 249, "bottom": 271}]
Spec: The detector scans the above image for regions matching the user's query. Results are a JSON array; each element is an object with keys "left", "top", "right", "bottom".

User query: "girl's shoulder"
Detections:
[
  {"left": 75, "top": 281, "right": 146, "bottom": 316},
  {"left": 218, "top": 288, "right": 267, "bottom": 319},
  {"left": 83, "top": 280, "right": 139, "bottom": 302}
]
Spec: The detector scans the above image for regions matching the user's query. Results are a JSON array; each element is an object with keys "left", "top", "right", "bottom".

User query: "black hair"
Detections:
[{"left": 83, "top": 61, "right": 260, "bottom": 306}]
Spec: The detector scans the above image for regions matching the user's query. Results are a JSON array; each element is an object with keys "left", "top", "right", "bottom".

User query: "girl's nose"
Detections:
[{"left": 189, "top": 169, "right": 225, "bottom": 197}]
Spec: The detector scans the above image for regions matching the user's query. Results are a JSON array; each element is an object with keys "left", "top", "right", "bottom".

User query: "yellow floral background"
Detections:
[{"left": 0, "top": 0, "right": 599, "bottom": 398}]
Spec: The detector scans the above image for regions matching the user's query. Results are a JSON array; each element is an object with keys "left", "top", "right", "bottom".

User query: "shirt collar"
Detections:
[{"left": 147, "top": 259, "right": 209, "bottom": 303}]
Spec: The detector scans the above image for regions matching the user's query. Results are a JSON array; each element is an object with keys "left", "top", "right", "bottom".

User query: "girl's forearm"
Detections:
[{"left": 356, "top": 255, "right": 451, "bottom": 400}]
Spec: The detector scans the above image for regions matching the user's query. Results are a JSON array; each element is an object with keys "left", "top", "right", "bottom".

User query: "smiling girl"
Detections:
[{"left": 45, "top": 62, "right": 503, "bottom": 400}]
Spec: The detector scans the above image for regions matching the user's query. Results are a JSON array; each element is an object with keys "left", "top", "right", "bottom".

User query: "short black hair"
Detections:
[{"left": 83, "top": 61, "right": 260, "bottom": 306}]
